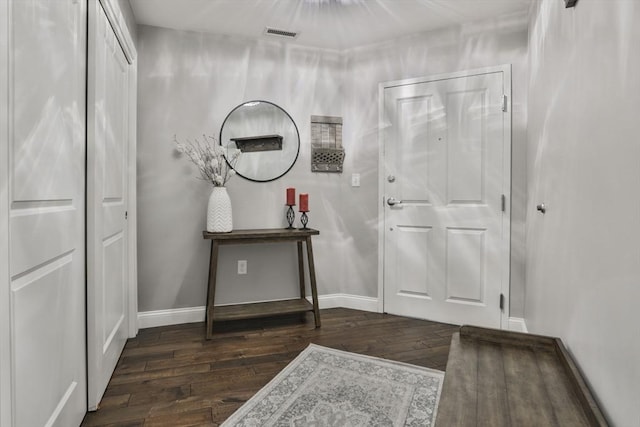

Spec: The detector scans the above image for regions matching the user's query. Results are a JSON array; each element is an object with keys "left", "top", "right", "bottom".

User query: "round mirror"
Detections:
[{"left": 219, "top": 100, "right": 300, "bottom": 182}]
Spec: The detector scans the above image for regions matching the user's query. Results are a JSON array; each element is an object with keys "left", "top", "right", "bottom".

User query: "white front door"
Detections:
[
  {"left": 5, "top": 0, "right": 88, "bottom": 425},
  {"left": 87, "top": 1, "right": 131, "bottom": 410},
  {"left": 382, "top": 67, "right": 511, "bottom": 328}
]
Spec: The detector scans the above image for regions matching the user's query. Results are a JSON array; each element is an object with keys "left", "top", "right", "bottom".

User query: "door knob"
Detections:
[
  {"left": 387, "top": 197, "right": 402, "bottom": 206},
  {"left": 536, "top": 203, "right": 546, "bottom": 214},
  {"left": 387, "top": 175, "right": 396, "bottom": 183}
]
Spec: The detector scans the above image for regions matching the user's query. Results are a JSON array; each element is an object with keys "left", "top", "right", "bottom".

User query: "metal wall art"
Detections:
[{"left": 310, "top": 115, "right": 345, "bottom": 173}]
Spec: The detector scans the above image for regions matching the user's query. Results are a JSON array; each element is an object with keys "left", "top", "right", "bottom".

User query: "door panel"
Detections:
[
  {"left": 12, "top": 99, "right": 79, "bottom": 201},
  {"left": 10, "top": 209, "right": 77, "bottom": 275},
  {"left": 447, "top": 89, "right": 486, "bottom": 204},
  {"left": 396, "top": 226, "right": 432, "bottom": 297},
  {"left": 103, "top": 41, "right": 126, "bottom": 200},
  {"left": 104, "top": 233, "right": 125, "bottom": 340},
  {"left": 383, "top": 70, "right": 508, "bottom": 328},
  {"left": 445, "top": 227, "right": 485, "bottom": 302},
  {"left": 397, "top": 96, "right": 433, "bottom": 202},
  {"left": 87, "top": 1, "right": 130, "bottom": 410},
  {"left": 9, "top": 0, "right": 87, "bottom": 425},
  {"left": 13, "top": 258, "right": 78, "bottom": 427}
]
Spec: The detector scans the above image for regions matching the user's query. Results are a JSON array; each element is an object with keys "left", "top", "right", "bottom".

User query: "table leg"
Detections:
[
  {"left": 206, "top": 240, "right": 219, "bottom": 339},
  {"left": 305, "top": 236, "right": 321, "bottom": 328},
  {"left": 297, "top": 241, "right": 306, "bottom": 299}
]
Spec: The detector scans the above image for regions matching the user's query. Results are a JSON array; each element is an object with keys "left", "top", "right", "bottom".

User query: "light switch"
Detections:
[{"left": 351, "top": 173, "right": 361, "bottom": 187}]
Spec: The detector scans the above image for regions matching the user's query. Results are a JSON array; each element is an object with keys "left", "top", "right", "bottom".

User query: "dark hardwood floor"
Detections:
[{"left": 81, "top": 308, "right": 458, "bottom": 427}]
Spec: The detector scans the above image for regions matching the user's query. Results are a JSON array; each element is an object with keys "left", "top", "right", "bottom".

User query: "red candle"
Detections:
[
  {"left": 286, "top": 188, "right": 296, "bottom": 206},
  {"left": 299, "top": 193, "right": 309, "bottom": 212}
]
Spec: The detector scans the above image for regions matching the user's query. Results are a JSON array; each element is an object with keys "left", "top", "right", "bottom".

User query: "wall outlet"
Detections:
[
  {"left": 351, "top": 173, "right": 361, "bottom": 187},
  {"left": 237, "top": 260, "right": 247, "bottom": 275}
]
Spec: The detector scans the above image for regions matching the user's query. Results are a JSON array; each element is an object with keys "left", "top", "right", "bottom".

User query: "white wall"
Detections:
[
  {"left": 525, "top": 0, "right": 640, "bottom": 425},
  {"left": 137, "top": 26, "right": 347, "bottom": 311},
  {"left": 136, "top": 12, "right": 529, "bottom": 315}
]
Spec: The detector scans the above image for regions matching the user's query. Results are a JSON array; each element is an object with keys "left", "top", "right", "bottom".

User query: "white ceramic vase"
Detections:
[{"left": 207, "top": 187, "right": 232, "bottom": 232}]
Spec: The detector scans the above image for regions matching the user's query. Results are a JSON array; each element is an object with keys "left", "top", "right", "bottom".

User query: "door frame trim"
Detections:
[
  {"left": 377, "top": 64, "right": 512, "bottom": 328},
  {"left": 98, "top": 0, "right": 136, "bottom": 64},
  {"left": 0, "top": 1, "right": 12, "bottom": 424}
]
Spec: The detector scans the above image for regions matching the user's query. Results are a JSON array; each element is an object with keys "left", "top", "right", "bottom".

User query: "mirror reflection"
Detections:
[{"left": 220, "top": 100, "right": 300, "bottom": 182}]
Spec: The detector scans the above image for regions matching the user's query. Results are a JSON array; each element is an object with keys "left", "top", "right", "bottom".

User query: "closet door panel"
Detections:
[
  {"left": 9, "top": 0, "right": 87, "bottom": 426},
  {"left": 87, "top": 0, "right": 131, "bottom": 410}
]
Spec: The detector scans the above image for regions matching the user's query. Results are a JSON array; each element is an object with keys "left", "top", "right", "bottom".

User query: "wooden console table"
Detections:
[{"left": 202, "top": 228, "right": 321, "bottom": 339}]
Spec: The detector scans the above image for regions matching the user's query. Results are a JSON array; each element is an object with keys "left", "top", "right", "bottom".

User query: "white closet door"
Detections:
[
  {"left": 87, "top": 0, "right": 131, "bottom": 410},
  {"left": 7, "top": 0, "right": 88, "bottom": 426}
]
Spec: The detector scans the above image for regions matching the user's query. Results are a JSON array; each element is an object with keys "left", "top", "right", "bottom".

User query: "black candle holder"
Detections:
[
  {"left": 286, "top": 205, "right": 295, "bottom": 229},
  {"left": 300, "top": 211, "right": 309, "bottom": 229}
]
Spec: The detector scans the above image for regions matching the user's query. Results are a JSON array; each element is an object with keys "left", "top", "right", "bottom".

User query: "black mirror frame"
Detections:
[{"left": 219, "top": 100, "right": 300, "bottom": 183}]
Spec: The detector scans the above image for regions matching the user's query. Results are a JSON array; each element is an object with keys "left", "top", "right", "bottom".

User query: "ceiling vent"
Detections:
[{"left": 264, "top": 27, "right": 299, "bottom": 39}]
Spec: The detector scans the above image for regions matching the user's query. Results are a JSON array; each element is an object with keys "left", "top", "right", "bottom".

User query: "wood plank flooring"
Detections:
[{"left": 81, "top": 308, "right": 458, "bottom": 427}]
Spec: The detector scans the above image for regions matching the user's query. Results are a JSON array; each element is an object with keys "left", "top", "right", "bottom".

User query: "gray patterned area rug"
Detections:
[{"left": 222, "top": 344, "right": 444, "bottom": 427}]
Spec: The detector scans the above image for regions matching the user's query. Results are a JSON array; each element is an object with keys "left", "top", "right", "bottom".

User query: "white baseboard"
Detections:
[
  {"left": 137, "top": 293, "right": 380, "bottom": 330},
  {"left": 311, "top": 293, "right": 379, "bottom": 312},
  {"left": 508, "top": 317, "right": 528, "bottom": 333},
  {"left": 138, "top": 300, "right": 526, "bottom": 333},
  {"left": 137, "top": 306, "right": 206, "bottom": 329}
]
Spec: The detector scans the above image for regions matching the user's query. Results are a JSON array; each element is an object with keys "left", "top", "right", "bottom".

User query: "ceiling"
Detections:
[{"left": 129, "top": 0, "right": 531, "bottom": 50}]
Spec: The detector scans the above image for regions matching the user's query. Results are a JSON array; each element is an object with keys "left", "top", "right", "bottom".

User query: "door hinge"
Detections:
[
  {"left": 499, "top": 293, "right": 505, "bottom": 311},
  {"left": 502, "top": 94, "right": 508, "bottom": 112},
  {"left": 125, "top": 211, "right": 128, "bottom": 220},
  {"left": 501, "top": 194, "right": 506, "bottom": 212}
]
